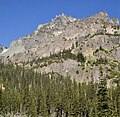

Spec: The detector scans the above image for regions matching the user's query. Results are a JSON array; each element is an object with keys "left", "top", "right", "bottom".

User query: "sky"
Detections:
[{"left": 0, "top": 0, "right": 120, "bottom": 47}]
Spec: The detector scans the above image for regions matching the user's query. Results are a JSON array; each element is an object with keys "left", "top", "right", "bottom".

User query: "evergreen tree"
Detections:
[
  {"left": 77, "top": 52, "right": 86, "bottom": 63},
  {"left": 97, "top": 68, "right": 109, "bottom": 117}
]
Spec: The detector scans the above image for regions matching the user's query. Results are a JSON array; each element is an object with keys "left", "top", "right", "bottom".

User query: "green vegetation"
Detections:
[
  {"left": 0, "top": 64, "right": 120, "bottom": 116},
  {"left": 26, "top": 49, "right": 77, "bottom": 68},
  {"left": 94, "top": 46, "right": 109, "bottom": 54},
  {"left": 27, "top": 49, "right": 86, "bottom": 68},
  {"left": 97, "top": 68, "right": 110, "bottom": 117},
  {"left": 95, "top": 58, "right": 108, "bottom": 65},
  {"left": 77, "top": 52, "right": 86, "bottom": 63}
]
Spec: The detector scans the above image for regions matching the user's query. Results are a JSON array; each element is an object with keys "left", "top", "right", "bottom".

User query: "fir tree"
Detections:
[
  {"left": 77, "top": 52, "right": 86, "bottom": 63},
  {"left": 97, "top": 68, "right": 109, "bottom": 117}
]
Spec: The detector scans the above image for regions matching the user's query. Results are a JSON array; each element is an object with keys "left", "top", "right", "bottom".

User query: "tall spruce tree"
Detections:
[
  {"left": 97, "top": 67, "right": 109, "bottom": 117},
  {"left": 77, "top": 52, "right": 86, "bottom": 63}
]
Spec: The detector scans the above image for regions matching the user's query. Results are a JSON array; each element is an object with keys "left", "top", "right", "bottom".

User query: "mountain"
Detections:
[
  {"left": 1, "top": 12, "right": 120, "bottom": 117},
  {"left": 0, "top": 12, "right": 120, "bottom": 82}
]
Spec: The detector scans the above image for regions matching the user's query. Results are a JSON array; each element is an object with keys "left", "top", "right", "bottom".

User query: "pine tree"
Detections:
[
  {"left": 41, "top": 90, "right": 48, "bottom": 117},
  {"left": 97, "top": 68, "right": 109, "bottom": 117},
  {"left": 77, "top": 52, "right": 86, "bottom": 63}
]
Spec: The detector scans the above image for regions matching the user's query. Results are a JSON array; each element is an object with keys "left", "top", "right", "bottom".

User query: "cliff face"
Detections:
[{"left": 0, "top": 12, "right": 120, "bottom": 82}]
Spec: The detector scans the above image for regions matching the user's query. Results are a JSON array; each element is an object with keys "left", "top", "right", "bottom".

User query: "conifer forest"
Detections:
[{"left": 0, "top": 63, "right": 120, "bottom": 117}]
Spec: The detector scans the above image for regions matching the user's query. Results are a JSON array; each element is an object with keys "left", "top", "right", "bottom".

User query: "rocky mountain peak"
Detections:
[
  {"left": 89, "top": 12, "right": 109, "bottom": 20},
  {"left": 88, "top": 12, "right": 119, "bottom": 25},
  {"left": 52, "top": 13, "right": 77, "bottom": 24},
  {"left": 95, "top": 12, "right": 108, "bottom": 17}
]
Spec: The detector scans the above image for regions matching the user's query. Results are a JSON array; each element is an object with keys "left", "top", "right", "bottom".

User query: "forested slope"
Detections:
[{"left": 0, "top": 64, "right": 120, "bottom": 117}]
